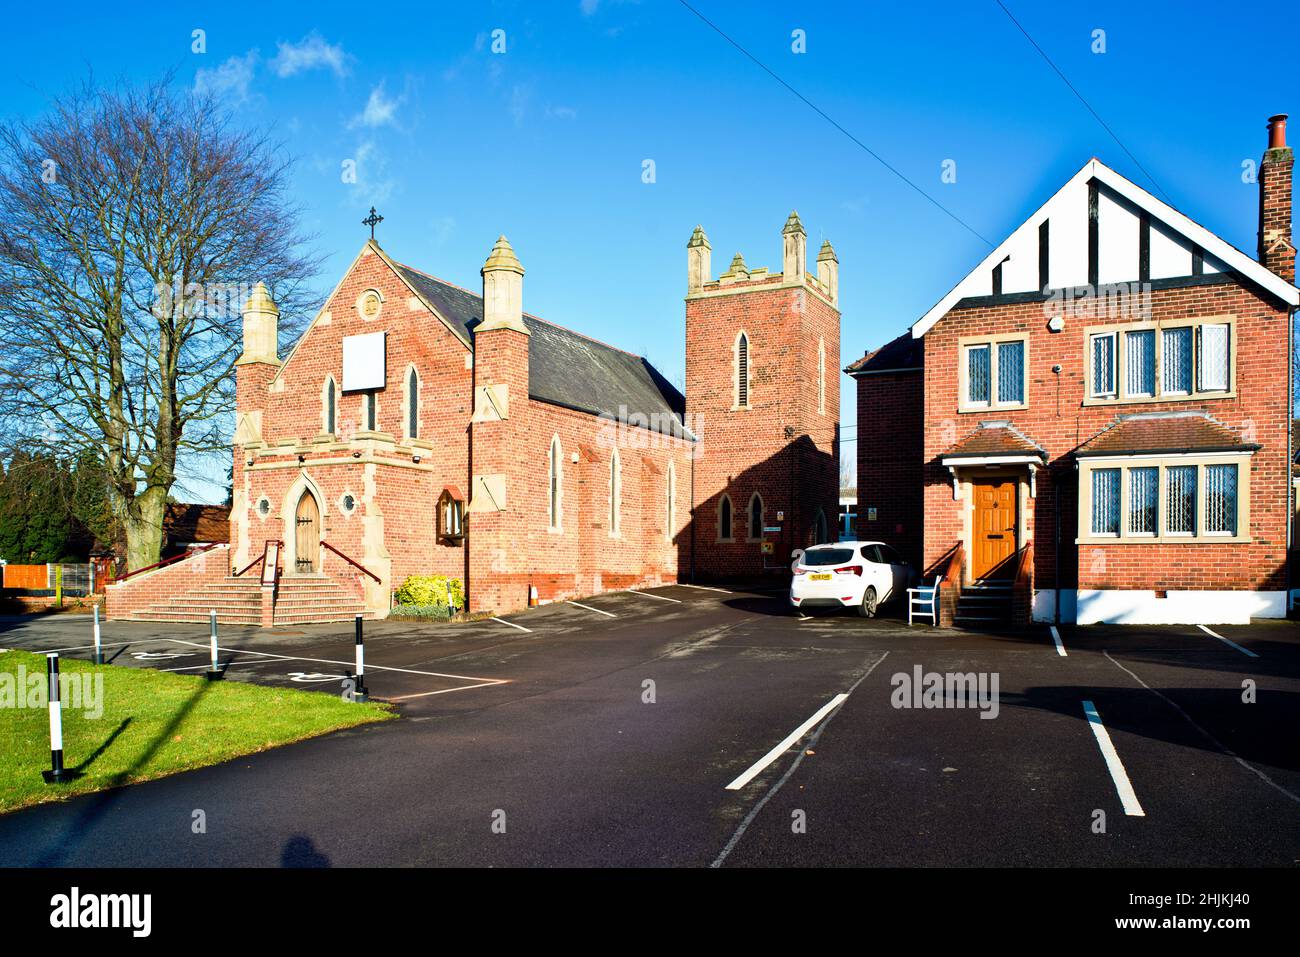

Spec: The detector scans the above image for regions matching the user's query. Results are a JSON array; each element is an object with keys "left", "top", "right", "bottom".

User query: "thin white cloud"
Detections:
[
  {"left": 509, "top": 84, "right": 532, "bottom": 126},
  {"left": 194, "top": 50, "right": 259, "bottom": 104},
  {"left": 349, "top": 82, "right": 403, "bottom": 129},
  {"left": 348, "top": 140, "right": 397, "bottom": 207},
  {"left": 546, "top": 104, "right": 578, "bottom": 121},
  {"left": 270, "top": 32, "right": 350, "bottom": 78},
  {"left": 580, "top": 0, "right": 601, "bottom": 14}
]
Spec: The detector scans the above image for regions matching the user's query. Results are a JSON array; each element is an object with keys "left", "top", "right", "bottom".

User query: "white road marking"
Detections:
[
  {"left": 383, "top": 680, "right": 509, "bottom": 702},
  {"left": 725, "top": 693, "right": 850, "bottom": 791},
  {"left": 163, "top": 637, "right": 497, "bottom": 682},
  {"left": 713, "top": 652, "right": 889, "bottom": 867},
  {"left": 567, "top": 600, "right": 616, "bottom": 618},
  {"left": 491, "top": 616, "right": 532, "bottom": 633},
  {"left": 1050, "top": 625, "right": 1067, "bottom": 657},
  {"left": 676, "top": 583, "right": 733, "bottom": 594},
  {"left": 1197, "top": 624, "right": 1258, "bottom": 658},
  {"left": 626, "top": 589, "right": 682, "bottom": 604},
  {"left": 1081, "top": 699, "right": 1145, "bottom": 817},
  {"left": 1104, "top": 651, "right": 1299, "bottom": 806}
]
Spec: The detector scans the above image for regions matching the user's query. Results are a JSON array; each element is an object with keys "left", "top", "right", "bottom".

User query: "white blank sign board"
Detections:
[{"left": 342, "top": 331, "right": 386, "bottom": 392}]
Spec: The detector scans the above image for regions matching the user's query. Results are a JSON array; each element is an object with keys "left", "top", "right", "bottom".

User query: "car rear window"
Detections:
[{"left": 802, "top": 547, "right": 854, "bottom": 567}]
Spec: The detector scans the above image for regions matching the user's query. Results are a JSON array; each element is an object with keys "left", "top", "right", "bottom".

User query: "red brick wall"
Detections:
[
  {"left": 685, "top": 276, "right": 840, "bottom": 578},
  {"left": 855, "top": 369, "right": 924, "bottom": 568},
  {"left": 917, "top": 280, "right": 1290, "bottom": 593},
  {"left": 233, "top": 244, "right": 471, "bottom": 598},
  {"left": 105, "top": 545, "right": 231, "bottom": 618}
]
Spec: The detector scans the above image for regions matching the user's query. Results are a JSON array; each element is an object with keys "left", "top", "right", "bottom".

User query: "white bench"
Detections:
[{"left": 908, "top": 575, "right": 943, "bottom": 626}]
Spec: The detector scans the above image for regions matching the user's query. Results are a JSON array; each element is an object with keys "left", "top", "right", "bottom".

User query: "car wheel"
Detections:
[{"left": 858, "top": 586, "right": 878, "bottom": 618}]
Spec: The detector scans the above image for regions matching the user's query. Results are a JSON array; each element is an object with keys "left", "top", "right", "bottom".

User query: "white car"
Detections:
[{"left": 789, "top": 541, "right": 918, "bottom": 617}]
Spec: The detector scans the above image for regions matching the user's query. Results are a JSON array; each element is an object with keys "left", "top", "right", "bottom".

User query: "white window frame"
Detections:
[
  {"left": 1090, "top": 332, "right": 1118, "bottom": 398},
  {"left": 958, "top": 333, "right": 1028, "bottom": 412}
]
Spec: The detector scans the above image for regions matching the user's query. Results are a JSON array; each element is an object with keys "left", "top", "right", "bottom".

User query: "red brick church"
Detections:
[{"left": 107, "top": 213, "right": 841, "bottom": 623}]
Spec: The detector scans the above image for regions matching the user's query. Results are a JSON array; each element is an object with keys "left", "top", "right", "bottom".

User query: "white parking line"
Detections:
[
  {"left": 676, "top": 583, "right": 733, "bottom": 594},
  {"left": 1197, "top": 624, "right": 1258, "bottom": 658},
  {"left": 725, "top": 693, "right": 849, "bottom": 791},
  {"left": 163, "top": 637, "right": 499, "bottom": 682},
  {"left": 626, "top": 589, "right": 682, "bottom": 604},
  {"left": 491, "top": 616, "right": 532, "bottom": 633},
  {"left": 1081, "top": 699, "right": 1145, "bottom": 817},
  {"left": 1104, "top": 651, "right": 1299, "bottom": 807},
  {"left": 567, "top": 600, "right": 616, "bottom": 618},
  {"left": 1050, "top": 625, "right": 1067, "bottom": 657}
]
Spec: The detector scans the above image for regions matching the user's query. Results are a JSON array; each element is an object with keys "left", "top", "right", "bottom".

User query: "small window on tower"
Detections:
[
  {"left": 407, "top": 368, "right": 419, "bottom": 439},
  {"left": 735, "top": 332, "right": 750, "bottom": 408}
]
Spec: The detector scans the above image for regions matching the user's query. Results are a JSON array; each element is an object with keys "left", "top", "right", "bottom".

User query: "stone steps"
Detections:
[{"left": 126, "top": 574, "right": 369, "bottom": 626}]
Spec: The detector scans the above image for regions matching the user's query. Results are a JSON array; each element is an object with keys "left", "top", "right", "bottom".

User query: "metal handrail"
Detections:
[
  {"left": 320, "top": 540, "right": 382, "bottom": 584},
  {"left": 233, "top": 540, "right": 283, "bottom": 578},
  {"left": 110, "top": 543, "right": 221, "bottom": 584}
]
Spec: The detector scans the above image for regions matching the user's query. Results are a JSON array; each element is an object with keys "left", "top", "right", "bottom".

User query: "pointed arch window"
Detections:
[
  {"left": 609, "top": 449, "right": 622, "bottom": 537},
  {"left": 748, "top": 493, "right": 764, "bottom": 540},
  {"left": 406, "top": 368, "right": 420, "bottom": 439},
  {"left": 665, "top": 460, "right": 676, "bottom": 544},
  {"left": 363, "top": 393, "right": 377, "bottom": 432},
  {"left": 323, "top": 377, "right": 337, "bottom": 436},
  {"left": 735, "top": 331, "right": 750, "bottom": 408},
  {"left": 813, "top": 508, "right": 828, "bottom": 545},
  {"left": 818, "top": 337, "right": 826, "bottom": 415},
  {"left": 719, "top": 494, "right": 733, "bottom": 542},
  {"left": 548, "top": 435, "right": 563, "bottom": 531}
]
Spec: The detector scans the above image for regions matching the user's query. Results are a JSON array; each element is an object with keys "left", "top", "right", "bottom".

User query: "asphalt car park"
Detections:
[{"left": 0, "top": 588, "right": 1295, "bottom": 867}]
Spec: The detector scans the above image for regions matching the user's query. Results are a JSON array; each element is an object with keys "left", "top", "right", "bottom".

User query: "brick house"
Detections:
[
  {"left": 107, "top": 213, "right": 840, "bottom": 622},
  {"left": 851, "top": 114, "right": 1297, "bottom": 626}
]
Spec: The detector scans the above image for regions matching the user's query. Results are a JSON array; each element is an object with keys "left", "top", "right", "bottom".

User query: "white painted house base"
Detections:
[{"left": 1033, "top": 588, "right": 1285, "bottom": 625}]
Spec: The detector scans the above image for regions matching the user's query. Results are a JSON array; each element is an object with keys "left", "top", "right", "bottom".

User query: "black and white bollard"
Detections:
[
  {"left": 352, "top": 615, "right": 369, "bottom": 702},
  {"left": 204, "top": 609, "right": 223, "bottom": 681},
  {"left": 446, "top": 579, "right": 457, "bottom": 616},
  {"left": 92, "top": 604, "right": 103, "bottom": 665},
  {"left": 42, "top": 653, "right": 80, "bottom": 784}
]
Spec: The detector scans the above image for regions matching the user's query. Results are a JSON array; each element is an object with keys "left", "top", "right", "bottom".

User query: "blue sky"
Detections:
[{"left": 2, "top": 0, "right": 1294, "bottom": 501}]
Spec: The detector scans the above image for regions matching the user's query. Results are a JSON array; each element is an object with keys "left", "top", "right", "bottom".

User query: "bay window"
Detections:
[{"left": 1079, "top": 455, "right": 1249, "bottom": 543}]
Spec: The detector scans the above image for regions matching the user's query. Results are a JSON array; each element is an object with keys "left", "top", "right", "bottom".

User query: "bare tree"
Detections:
[{"left": 0, "top": 76, "right": 318, "bottom": 571}]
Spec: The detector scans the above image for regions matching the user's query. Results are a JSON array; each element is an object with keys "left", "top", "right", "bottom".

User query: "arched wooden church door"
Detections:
[{"left": 294, "top": 491, "right": 320, "bottom": 573}]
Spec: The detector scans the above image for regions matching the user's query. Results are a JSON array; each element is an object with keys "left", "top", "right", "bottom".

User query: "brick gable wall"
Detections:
[{"left": 917, "top": 279, "right": 1289, "bottom": 594}]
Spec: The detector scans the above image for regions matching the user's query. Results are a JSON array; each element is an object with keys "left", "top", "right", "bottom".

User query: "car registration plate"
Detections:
[{"left": 809, "top": 573, "right": 832, "bottom": 581}]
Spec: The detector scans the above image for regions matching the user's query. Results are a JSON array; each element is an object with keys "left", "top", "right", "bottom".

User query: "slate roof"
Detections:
[
  {"left": 844, "top": 332, "right": 922, "bottom": 374},
  {"left": 1074, "top": 411, "right": 1259, "bottom": 458},
  {"left": 941, "top": 421, "right": 1047, "bottom": 460},
  {"left": 395, "top": 263, "right": 691, "bottom": 439}
]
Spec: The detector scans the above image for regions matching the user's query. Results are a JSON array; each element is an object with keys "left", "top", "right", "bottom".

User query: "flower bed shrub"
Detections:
[{"left": 393, "top": 574, "right": 464, "bottom": 610}]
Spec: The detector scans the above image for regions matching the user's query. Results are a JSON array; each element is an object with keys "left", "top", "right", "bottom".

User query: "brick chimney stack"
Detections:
[{"left": 1259, "top": 113, "right": 1295, "bottom": 284}]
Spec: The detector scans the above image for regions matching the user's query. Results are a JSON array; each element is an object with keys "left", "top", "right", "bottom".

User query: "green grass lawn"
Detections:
[{"left": 0, "top": 650, "right": 394, "bottom": 814}]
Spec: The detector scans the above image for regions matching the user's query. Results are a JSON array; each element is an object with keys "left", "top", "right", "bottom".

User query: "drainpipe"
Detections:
[
  {"left": 1053, "top": 466, "right": 1062, "bottom": 627},
  {"left": 689, "top": 449, "right": 696, "bottom": 584}
]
